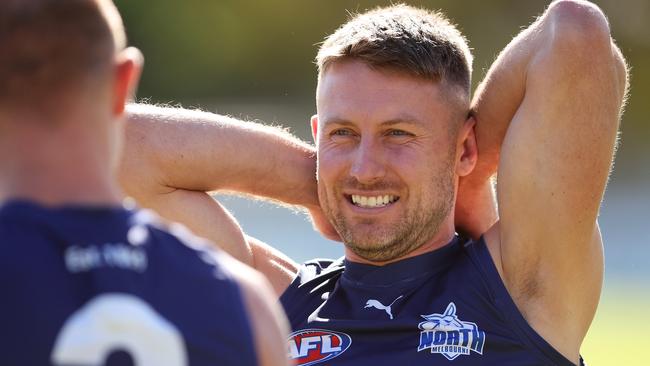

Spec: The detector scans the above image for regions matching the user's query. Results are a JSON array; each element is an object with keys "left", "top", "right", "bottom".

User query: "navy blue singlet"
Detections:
[
  {"left": 0, "top": 200, "right": 257, "bottom": 366},
  {"left": 281, "top": 236, "right": 583, "bottom": 366}
]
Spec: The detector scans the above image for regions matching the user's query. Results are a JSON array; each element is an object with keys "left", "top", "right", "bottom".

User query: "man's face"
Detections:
[{"left": 314, "top": 60, "right": 463, "bottom": 263}]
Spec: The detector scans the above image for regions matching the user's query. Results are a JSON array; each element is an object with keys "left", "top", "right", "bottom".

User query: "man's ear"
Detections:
[
  {"left": 113, "top": 47, "right": 143, "bottom": 116},
  {"left": 310, "top": 114, "right": 319, "bottom": 144},
  {"left": 456, "top": 115, "right": 478, "bottom": 177}
]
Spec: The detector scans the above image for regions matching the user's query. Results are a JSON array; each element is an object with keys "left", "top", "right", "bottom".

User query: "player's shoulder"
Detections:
[
  {"left": 150, "top": 215, "right": 291, "bottom": 365},
  {"left": 130, "top": 207, "right": 211, "bottom": 250},
  {"left": 130, "top": 206, "right": 224, "bottom": 255},
  {"left": 222, "top": 250, "right": 291, "bottom": 366},
  {"left": 127, "top": 207, "right": 244, "bottom": 280}
]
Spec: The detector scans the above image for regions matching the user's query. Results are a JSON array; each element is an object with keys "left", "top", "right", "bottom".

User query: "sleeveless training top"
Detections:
[
  {"left": 0, "top": 200, "right": 257, "bottom": 366},
  {"left": 281, "top": 236, "right": 583, "bottom": 366}
]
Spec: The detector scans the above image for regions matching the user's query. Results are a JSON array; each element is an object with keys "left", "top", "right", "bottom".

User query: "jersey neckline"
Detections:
[
  {"left": 0, "top": 199, "right": 131, "bottom": 217},
  {"left": 341, "top": 236, "right": 461, "bottom": 287}
]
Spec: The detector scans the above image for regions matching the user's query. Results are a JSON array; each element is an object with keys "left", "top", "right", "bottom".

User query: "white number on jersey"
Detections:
[{"left": 51, "top": 293, "right": 188, "bottom": 366}]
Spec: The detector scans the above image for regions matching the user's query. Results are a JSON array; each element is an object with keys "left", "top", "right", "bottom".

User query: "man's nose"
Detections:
[{"left": 349, "top": 138, "right": 386, "bottom": 185}]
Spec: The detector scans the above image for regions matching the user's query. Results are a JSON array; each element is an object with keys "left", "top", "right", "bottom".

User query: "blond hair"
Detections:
[{"left": 317, "top": 4, "right": 473, "bottom": 96}]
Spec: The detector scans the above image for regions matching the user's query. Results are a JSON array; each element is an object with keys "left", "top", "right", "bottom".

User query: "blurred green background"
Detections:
[{"left": 114, "top": 0, "right": 649, "bottom": 364}]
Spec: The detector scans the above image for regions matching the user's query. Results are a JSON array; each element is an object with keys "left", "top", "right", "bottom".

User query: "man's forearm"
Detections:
[
  {"left": 454, "top": 3, "right": 543, "bottom": 235},
  {"left": 457, "top": 1, "right": 625, "bottom": 237},
  {"left": 469, "top": 9, "right": 542, "bottom": 181},
  {"left": 121, "top": 104, "right": 319, "bottom": 208}
]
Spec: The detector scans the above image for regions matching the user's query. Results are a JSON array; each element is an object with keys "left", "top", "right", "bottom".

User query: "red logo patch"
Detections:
[{"left": 288, "top": 329, "right": 352, "bottom": 365}]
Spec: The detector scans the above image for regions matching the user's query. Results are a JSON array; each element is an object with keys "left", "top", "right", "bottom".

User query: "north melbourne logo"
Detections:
[{"left": 417, "top": 302, "right": 485, "bottom": 360}]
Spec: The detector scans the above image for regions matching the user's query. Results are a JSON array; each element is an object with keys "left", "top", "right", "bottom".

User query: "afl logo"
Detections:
[{"left": 287, "top": 328, "right": 352, "bottom": 365}]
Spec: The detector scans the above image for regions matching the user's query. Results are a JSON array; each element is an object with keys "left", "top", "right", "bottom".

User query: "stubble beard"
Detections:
[{"left": 320, "top": 160, "right": 456, "bottom": 263}]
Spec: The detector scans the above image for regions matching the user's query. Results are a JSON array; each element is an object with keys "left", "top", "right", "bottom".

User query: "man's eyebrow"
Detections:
[
  {"left": 321, "top": 117, "right": 355, "bottom": 128},
  {"left": 379, "top": 118, "right": 424, "bottom": 127},
  {"left": 321, "top": 116, "right": 425, "bottom": 128}
]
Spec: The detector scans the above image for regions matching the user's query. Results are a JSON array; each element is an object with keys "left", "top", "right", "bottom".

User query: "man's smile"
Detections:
[{"left": 349, "top": 194, "right": 399, "bottom": 208}]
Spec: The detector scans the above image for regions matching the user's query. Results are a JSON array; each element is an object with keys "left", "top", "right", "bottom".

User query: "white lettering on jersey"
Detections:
[{"left": 65, "top": 243, "right": 147, "bottom": 273}]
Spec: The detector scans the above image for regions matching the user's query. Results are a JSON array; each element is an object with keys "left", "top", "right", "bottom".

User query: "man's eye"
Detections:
[
  {"left": 331, "top": 129, "right": 353, "bottom": 136},
  {"left": 387, "top": 129, "right": 412, "bottom": 136}
]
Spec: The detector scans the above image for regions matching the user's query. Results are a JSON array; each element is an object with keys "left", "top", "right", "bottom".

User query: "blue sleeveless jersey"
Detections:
[
  {"left": 281, "top": 236, "right": 583, "bottom": 365},
  {"left": 0, "top": 200, "right": 257, "bottom": 366}
]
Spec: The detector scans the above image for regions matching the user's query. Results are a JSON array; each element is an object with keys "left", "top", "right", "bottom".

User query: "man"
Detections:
[
  {"left": 121, "top": 1, "right": 628, "bottom": 365},
  {"left": 0, "top": 1, "right": 289, "bottom": 365}
]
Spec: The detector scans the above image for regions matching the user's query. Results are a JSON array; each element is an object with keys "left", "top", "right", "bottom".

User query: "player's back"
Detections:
[{"left": 0, "top": 199, "right": 258, "bottom": 366}]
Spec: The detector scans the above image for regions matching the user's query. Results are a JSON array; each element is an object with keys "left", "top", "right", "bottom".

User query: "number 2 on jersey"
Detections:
[{"left": 51, "top": 293, "right": 188, "bottom": 366}]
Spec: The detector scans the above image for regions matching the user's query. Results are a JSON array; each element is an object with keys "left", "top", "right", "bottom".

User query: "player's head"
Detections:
[
  {"left": 0, "top": 0, "right": 142, "bottom": 163},
  {"left": 311, "top": 4, "right": 478, "bottom": 262}
]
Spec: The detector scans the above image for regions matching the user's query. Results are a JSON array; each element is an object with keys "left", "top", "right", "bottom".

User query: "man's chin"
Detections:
[
  {"left": 343, "top": 233, "right": 400, "bottom": 258},
  {"left": 345, "top": 241, "right": 408, "bottom": 263},
  {"left": 341, "top": 226, "right": 391, "bottom": 247}
]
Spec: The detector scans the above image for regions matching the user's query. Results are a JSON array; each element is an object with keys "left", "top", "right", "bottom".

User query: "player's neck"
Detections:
[
  {"left": 0, "top": 117, "right": 122, "bottom": 207},
  {"left": 345, "top": 218, "right": 457, "bottom": 266},
  {"left": 0, "top": 167, "right": 122, "bottom": 207}
]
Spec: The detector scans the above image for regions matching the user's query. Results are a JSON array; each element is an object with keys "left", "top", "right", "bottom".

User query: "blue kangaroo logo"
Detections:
[
  {"left": 419, "top": 302, "right": 464, "bottom": 331},
  {"left": 417, "top": 302, "right": 486, "bottom": 360}
]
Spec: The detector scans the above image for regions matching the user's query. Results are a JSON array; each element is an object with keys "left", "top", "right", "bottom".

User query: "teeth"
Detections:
[{"left": 351, "top": 194, "right": 397, "bottom": 208}]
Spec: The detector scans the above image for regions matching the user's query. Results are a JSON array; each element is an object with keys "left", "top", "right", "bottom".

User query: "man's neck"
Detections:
[
  {"left": 0, "top": 165, "right": 122, "bottom": 207},
  {"left": 0, "top": 118, "right": 122, "bottom": 207},
  {"left": 344, "top": 223, "right": 457, "bottom": 266}
]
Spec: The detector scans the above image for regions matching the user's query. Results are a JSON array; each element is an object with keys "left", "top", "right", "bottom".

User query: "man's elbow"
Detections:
[
  {"left": 611, "top": 43, "right": 630, "bottom": 110},
  {"left": 544, "top": 0, "right": 628, "bottom": 97},
  {"left": 546, "top": 0, "right": 612, "bottom": 55}
]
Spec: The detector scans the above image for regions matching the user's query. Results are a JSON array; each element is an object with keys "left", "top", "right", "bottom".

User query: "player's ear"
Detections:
[
  {"left": 310, "top": 114, "right": 319, "bottom": 144},
  {"left": 113, "top": 47, "right": 143, "bottom": 117},
  {"left": 456, "top": 115, "right": 478, "bottom": 177}
]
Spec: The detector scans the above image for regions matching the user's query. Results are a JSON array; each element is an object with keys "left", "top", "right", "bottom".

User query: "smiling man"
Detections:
[
  {"left": 314, "top": 60, "right": 474, "bottom": 265},
  {"left": 121, "top": 1, "right": 628, "bottom": 365}
]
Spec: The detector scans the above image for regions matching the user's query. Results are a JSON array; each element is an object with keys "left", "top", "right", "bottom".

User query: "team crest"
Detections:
[
  {"left": 288, "top": 329, "right": 352, "bottom": 365},
  {"left": 417, "top": 302, "right": 486, "bottom": 360}
]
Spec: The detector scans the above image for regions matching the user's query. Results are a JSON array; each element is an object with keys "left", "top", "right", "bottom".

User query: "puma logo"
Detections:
[{"left": 364, "top": 295, "right": 403, "bottom": 320}]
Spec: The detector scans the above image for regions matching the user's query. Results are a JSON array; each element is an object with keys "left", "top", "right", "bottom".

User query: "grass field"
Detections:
[{"left": 581, "top": 280, "right": 649, "bottom": 365}]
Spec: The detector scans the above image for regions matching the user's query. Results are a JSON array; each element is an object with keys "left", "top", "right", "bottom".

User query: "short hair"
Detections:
[
  {"left": 317, "top": 4, "right": 473, "bottom": 97},
  {"left": 0, "top": 0, "right": 125, "bottom": 109}
]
